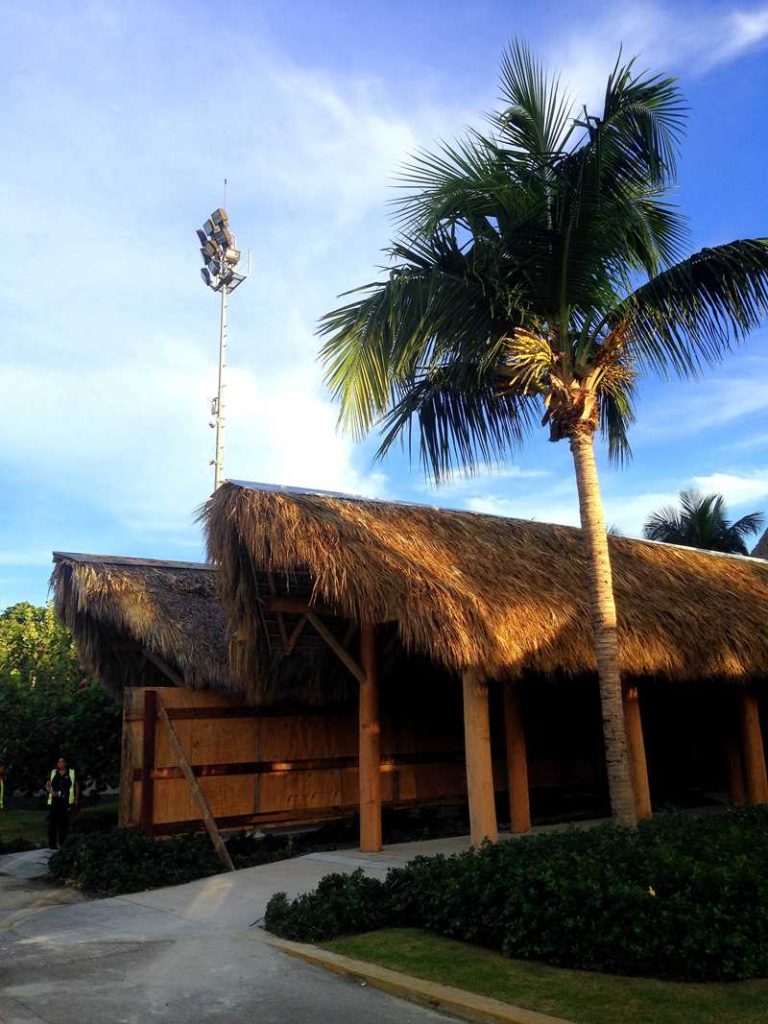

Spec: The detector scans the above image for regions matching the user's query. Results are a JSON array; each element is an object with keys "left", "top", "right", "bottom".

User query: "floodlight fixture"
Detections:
[{"left": 195, "top": 200, "right": 251, "bottom": 491}]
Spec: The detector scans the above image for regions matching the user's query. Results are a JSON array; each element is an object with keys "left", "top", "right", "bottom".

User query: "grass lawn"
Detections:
[
  {"left": 0, "top": 800, "right": 119, "bottom": 847},
  {"left": 326, "top": 928, "right": 768, "bottom": 1024}
]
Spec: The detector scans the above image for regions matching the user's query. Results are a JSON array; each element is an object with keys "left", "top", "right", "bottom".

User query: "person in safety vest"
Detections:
[{"left": 46, "top": 757, "right": 79, "bottom": 850}]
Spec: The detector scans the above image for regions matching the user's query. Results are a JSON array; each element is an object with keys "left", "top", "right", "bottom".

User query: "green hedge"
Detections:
[
  {"left": 48, "top": 823, "right": 356, "bottom": 895},
  {"left": 49, "top": 829, "right": 222, "bottom": 894},
  {"left": 0, "top": 836, "right": 37, "bottom": 854},
  {"left": 264, "top": 808, "right": 768, "bottom": 982}
]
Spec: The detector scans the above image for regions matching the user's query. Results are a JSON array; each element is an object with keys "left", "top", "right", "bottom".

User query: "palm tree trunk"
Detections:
[{"left": 570, "top": 431, "right": 638, "bottom": 827}]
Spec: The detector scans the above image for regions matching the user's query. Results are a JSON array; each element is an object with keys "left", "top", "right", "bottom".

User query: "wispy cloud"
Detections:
[
  {"left": 549, "top": 2, "right": 768, "bottom": 109},
  {"left": 465, "top": 483, "right": 680, "bottom": 538},
  {"left": 691, "top": 469, "right": 768, "bottom": 507}
]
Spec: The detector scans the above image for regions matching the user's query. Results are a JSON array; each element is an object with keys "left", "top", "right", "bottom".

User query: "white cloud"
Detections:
[
  {"left": 0, "top": 7, "right": 475, "bottom": 556},
  {"left": 465, "top": 484, "right": 680, "bottom": 538},
  {"left": 633, "top": 351, "right": 768, "bottom": 443},
  {"left": 413, "top": 465, "right": 550, "bottom": 497},
  {"left": 546, "top": 3, "right": 768, "bottom": 110},
  {"left": 691, "top": 470, "right": 768, "bottom": 507}
]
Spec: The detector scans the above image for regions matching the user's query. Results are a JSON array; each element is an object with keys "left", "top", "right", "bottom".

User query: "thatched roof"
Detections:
[
  {"left": 203, "top": 481, "right": 768, "bottom": 689},
  {"left": 753, "top": 529, "right": 768, "bottom": 560},
  {"left": 51, "top": 553, "right": 229, "bottom": 699}
]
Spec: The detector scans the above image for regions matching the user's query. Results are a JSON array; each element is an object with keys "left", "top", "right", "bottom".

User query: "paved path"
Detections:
[{"left": 0, "top": 840, "right": 477, "bottom": 1024}]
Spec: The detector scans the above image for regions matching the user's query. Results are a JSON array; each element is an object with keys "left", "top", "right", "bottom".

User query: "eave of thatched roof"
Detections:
[
  {"left": 202, "top": 481, "right": 768, "bottom": 688},
  {"left": 51, "top": 552, "right": 230, "bottom": 700}
]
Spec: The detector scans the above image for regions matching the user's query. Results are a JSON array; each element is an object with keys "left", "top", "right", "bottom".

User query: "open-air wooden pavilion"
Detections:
[{"left": 53, "top": 481, "right": 768, "bottom": 852}]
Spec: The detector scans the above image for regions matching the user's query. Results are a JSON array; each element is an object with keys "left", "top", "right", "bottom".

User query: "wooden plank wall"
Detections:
[{"left": 122, "top": 686, "right": 471, "bottom": 834}]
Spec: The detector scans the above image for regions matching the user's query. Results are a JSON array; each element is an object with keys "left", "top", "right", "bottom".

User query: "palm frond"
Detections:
[
  {"left": 493, "top": 40, "right": 574, "bottom": 158},
  {"left": 617, "top": 240, "right": 768, "bottom": 377},
  {"left": 319, "top": 230, "right": 527, "bottom": 439},
  {"left": 377, "top": 366, "right": 539, "bottom": 481},
  {"left": 730, "top": 511, "right": 765, "bottom": 539},
  {"left": 597, "top": 360, "right": 637, "bottom": 466},
  {"left": 643, "top": 488, "right": 764, "bottom": 554}
]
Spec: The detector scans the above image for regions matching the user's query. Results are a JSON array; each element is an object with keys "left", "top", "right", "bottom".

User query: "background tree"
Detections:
[
  {"left": 0, "top": 603, "right": 121, "bottom": 798},
  {"left": 643, "top": 489, "right": 764, "bottom": 554},
  {"left": 319, "top": 44, "right": 768, "bottom": 826}
]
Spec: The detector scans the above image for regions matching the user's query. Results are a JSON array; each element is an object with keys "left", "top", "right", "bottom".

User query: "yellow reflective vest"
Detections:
[{"left": 47, "top": 769, "right": 76, "bottom": 806}]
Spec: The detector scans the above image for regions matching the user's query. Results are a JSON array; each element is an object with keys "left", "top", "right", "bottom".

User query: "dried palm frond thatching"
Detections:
[
  {"left": 202, "top": 482, "right": 768, "bottom": 690},
  {"left": 51, "top": 553, "right": 229, "bottom": 699}
]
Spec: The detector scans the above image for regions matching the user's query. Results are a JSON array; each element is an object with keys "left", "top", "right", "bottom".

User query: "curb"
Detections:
[{"left": 258, "top": 932, "right": 574, "bottom": 1024}]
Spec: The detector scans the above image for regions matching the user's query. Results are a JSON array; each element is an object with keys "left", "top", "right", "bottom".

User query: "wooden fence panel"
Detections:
[{"left": 122, "top": 686, "right": 483, "bottom": 835}]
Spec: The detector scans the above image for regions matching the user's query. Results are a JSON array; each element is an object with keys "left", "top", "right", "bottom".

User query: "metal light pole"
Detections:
[
  {"left": 213, "top": 282, "right": 228, "bottom": 490},
  {"left": 197, "top": 206, "right": 249, "bottom": 490}
]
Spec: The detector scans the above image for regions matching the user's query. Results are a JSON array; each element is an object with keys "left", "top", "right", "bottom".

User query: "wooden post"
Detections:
[
  {"left": 359, "top": 622, "right": 382, "bottom": 853},
  {"left": 503, "top": 682, "right": 530, "bottom": 834},
  {"left": 622, "top": 682, "right": 652, "bottom": 821},
  {"left": 139, "top": 689, "right": 157, "bottom": 833},
  {"left": 118, "top": 690, "right": 135, "bottom": 828},
  {"left": 462, "top": 669, "right": 498, "bottom": 846},
  {"left": 739, "top": 686, "right": 768, "bottom": 805},
  {"left": 156, "top": 697, "right": 235, "bottom": 871}
]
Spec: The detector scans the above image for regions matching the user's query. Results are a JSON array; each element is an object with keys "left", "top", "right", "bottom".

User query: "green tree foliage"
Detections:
[
  {"left": 643, "top": 489, "right": 764, "bottom": 554},
  {"left": 0, "top": 603, "right": 121, "bottom": 796}
]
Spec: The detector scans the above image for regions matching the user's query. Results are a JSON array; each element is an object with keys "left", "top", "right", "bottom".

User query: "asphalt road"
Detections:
[{"left": 0, "top": 851, "right": 456, "bottom": 1024}]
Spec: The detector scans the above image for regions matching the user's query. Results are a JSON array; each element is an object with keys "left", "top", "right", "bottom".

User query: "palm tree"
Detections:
[
  {"left": 644, "top": 489, "right": 764, "bottom": 554},
  {"left": 318, "top": 45, "right": 768, "bottom": 826}
]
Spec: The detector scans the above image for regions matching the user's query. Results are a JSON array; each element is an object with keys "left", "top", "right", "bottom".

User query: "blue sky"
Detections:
[{"left": 2, "top": 0, "right": 768, "bottom": 607}]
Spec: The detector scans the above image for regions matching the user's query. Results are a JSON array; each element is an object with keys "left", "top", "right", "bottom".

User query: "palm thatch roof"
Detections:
[
  {"left": 753, "top": 529, "right": 768, "bottom": 560},
  {"left": 202, "top": 481, "right": 768, "bottom": 690},
  {"left": 51, "top": 553, "right": 229, "bottom": 699}
]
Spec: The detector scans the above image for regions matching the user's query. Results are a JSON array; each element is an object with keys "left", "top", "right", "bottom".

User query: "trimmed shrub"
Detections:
[
  {"left": 265, "top": 870, "right": 392, "bottom": 942},
  {"left": 49, "top": 829, "right": 222, "bottom": 894},
  {"left": 48, "top": 821, "right": 356, "bottom": 895},
  {"left": 0, "top": 836, "right": 37, "bottom": 854},
  {"left": 264, "top": 808, "right": 768, "bottom": 982}
]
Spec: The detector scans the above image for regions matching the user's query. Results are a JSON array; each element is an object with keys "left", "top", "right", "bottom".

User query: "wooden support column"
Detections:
[
  {"left": 503, "top": 682, "right": 530, "bottom": 834},
  {"left": 462, "top": 669, "right": 498, "bottom": 846},
  {"left": 739, "top": 686, "right": 768, "bottom": 805},
  {"left": 139, "top": 689, "right": 157, "bottom": 833},
  {"left": 118, "top": 690, "right": 135, "bottom": 828},
  {"left": 622, "top": 682, "right": 652, "bottom": 821},
  {"left": 359, "top": 622, "right": 382, "bottom": 853}
]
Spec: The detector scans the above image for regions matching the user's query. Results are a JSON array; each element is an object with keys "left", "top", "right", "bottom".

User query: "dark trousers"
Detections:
[{"left": 48, "top": 800, "right": 71, "bottom": 849}]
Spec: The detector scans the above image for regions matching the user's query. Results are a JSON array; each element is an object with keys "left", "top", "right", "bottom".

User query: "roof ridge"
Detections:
[
  {"left": 226, "top": 481, "right": 768, "bottom": 568},
  {"left": 52, "top": 552, "right": 214, "bottom": 571}
]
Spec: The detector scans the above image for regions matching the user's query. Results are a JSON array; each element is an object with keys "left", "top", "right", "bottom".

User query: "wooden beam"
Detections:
[
  {"left": 622, "top": 682, "right": 652, "bottom": 821},
  {"left": 139, "top": 689, "right": 157, "bottom": 833},
  {"left": 462, "top": 670, "right": 498, "bottom": 846},
  {"left": 266, "top": 570, "right": 290, "bottom": 651},
  {"left": 284, "top": 615, "right": 308, "bottom": 656},
  {"left": 739, "top": 686, "right": 768, "bottom": 805},
  {"left": 503, "top": 682, "right": 530, "bottom": 834},
  {"left": 156, "top": 697, "right": 235, "bottom": 871},
  {"left": 265, "top": 597, "right": 336, "bottom": 617},
  {"left": 143, "top": 650, "right": 185, "bottom": 688},
  {"left": 304, "top": 611, "right": 365, "bottom": 683},
  {"left": 359, "top": 622, "right": 382, "bottom": 852}
]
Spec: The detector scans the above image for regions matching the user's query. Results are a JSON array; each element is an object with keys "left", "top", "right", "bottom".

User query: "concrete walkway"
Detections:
[{"left": 0, "top": 837, "right": 489, "bottom": 1024}]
